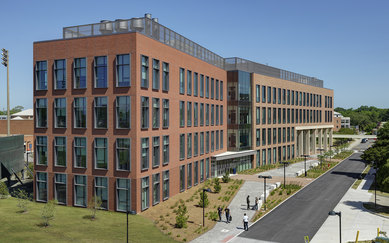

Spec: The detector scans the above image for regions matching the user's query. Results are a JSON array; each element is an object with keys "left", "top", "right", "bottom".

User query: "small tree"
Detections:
[
  {"left": 222, "top": 173, "right": 231, "bottom": 183},
  {"left": 175, "top": 202, "right": 188, "bottom": 228},
  {"left": 213, "top": 178, "right": 221, "bottom": 193},
  {"left": 198, "top": 191, "right": 209, "bottom": 208},
  {"left": 0, "top": 181, "right": 9, "bottom": 199},
  {"left": 87, "top": 196, "right": 102, "bottom": 220},
  {"left": 41, "top": 200, "right": 57, "bottom": 227},
  {"left": 13, "top": 189, "right": 31, "bottom": 212}
]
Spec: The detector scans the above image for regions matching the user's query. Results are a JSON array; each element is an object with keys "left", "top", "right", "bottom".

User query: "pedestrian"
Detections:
[
  {"left": 225, "top": 207, "right": 230, "bottom": 223},
  {"left": 218, "top": 206, "right": 222, "bottom": 222},
  {"left": 254, "top": 197, "right": 258, "bottom": 210},
  {"left": 243, "top": 213, "right": 249, "bottom": 231},
  {"left": 246, "top": 195, "right": 250, "bottom": 210}
]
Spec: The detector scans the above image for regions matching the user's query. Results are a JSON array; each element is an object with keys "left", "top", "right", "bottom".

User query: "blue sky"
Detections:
[{"left": 0, "top": 0, "right": 388, "bottom": 111}]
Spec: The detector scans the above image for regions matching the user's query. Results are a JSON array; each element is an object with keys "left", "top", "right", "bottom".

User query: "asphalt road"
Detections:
[{"left": 236, "top": 152, "right": 368, "bottom": 243}]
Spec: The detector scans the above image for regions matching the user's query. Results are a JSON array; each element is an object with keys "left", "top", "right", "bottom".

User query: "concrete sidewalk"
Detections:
[
  {"left": 257, "top": 159, "right": 317, "bottom": 178},
  {"left": 311, "top": 167, "right": 389, "bottom": 243}
]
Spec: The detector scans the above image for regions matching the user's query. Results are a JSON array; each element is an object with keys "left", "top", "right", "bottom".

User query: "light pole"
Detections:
[
  {"left": 1, "top": 48, "right": 10, "bottom": 136},
  {"left": 202, "top": 188, "right": 211, "bottom": 227},
  {"left": 280, "top": 162, "right": 290, "bottom": 189},
  {"left": 329, "top": 210, "right": 341, "bottom": 243},
  {"left": 317, "top": 148, "right": 324, "bottom": 167},
  {"left": 302, "top": 155, "right": 309, "bottom": 177},
  {"left": 258, "top": 175, "right": 272, "bottom": 211},
  {"left": 126, "top": 179, "right": 129, "bottom": 243}
]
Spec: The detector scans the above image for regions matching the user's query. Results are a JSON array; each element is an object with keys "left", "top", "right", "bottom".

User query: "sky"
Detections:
[{"left": 0, "top": 0, "right": 388, "bottom": 111}]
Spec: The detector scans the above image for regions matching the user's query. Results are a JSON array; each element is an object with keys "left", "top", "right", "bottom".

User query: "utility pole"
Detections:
[{"left": 1, "top": 48, "right": 10, "bottom": 136}]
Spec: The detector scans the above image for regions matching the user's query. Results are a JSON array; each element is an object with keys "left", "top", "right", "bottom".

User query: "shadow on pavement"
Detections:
[
  {"left": 330, "top": 171, "right": 362, "bottom": 179},
  {"left": 343, "top": 200, "right": 369, "bottom": 212}
]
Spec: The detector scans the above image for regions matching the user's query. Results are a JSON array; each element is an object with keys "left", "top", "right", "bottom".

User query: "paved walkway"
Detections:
[{"left": 311, "top": 167, "right": 389, "bottom": 243}]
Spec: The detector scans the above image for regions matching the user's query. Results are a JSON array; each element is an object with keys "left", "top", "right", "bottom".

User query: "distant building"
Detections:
[
  {"left": 11, "top": 109, "right": 33, "bottom": 120},
  {"left": 334, "top": 111, "right": 350, "bottom": 129}
]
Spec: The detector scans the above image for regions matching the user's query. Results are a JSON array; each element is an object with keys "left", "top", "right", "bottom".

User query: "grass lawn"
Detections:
[
  {"left": 299, "top": 160, "right": 339, "bottom": 178},
  {"left": 332, "top": 150, "right": 354, "bottom": 160},
  {"left": 352, "top": 164, "right": 371, "bottom": 189},
  {"left": 238, "top": 158, "right": 304, "bottom": 175},
  {"left": 363, "top": 202, "right": 389, "bottom": 218},
  {"left": 0, "top": 197, "right": 176, "bottom": 243}
]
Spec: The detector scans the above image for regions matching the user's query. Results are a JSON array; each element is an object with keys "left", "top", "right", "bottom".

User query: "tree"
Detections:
[
  {"left": 13, "top": 189, "right": 31, "bottom": 212},
  {"left": 0, "top": 181, "right": 9, "bottom": 199},
  {"left": 222, "top": 172, "right": 231, "bottom": 183},
  {"left": 87, "top": 196, "right": 102, "bottom": 220},
  {"left": 175, "top": 202, "right": 188, "bottom": 228},
  {"left": 198, "top": 190, "right": 209, "bottom": 208},
  {"left": 10, "top": 105, "right": 24, "bottom": 114},
  {"left": 41, "top": 200, "right": 57, "bottom": 227},
  {"left": 213, "top": 178, "right": 221, "bottom": 193}
]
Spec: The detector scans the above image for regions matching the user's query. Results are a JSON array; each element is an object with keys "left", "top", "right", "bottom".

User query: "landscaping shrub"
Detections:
[
  {"left": 175, "top": 203, "right": 188, "bottom": 228},
  {"left": 0, "top": 181, "right": 9, "bottom": 199},
  {"left": 41, "top": 200, "right": 57, "bottom": 227},
  {"left": 213, "top": 178, "right": 221, "bottom": 193},
  {"left": 222, "top": 173, "right": 231, "bottom": 183},
  {"left": 13, "top": 189, "right": 31, "bottom": 212},
  {"left": 208, "top": 211, "right": 218, "bottom": 221},
  {"left": 198, "top": 191, "right": 210, "bottom": 208},
  {"left": 87, "top": 196, "right": 102, "bottom": 220}
]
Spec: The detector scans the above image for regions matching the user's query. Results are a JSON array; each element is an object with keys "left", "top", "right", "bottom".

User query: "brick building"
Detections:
[{"left": 33, "top": 14, "right": 334, "bottom": 213}]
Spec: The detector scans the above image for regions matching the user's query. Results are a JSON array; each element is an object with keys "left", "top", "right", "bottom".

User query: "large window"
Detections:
[
  {"left": 54, "top": 98, "right": 66, "bottom": 128},
  {"left": 180, "top": 134, "right": 185, "bottom": 160},
  {"left": 200, "top": 132, "right": 204, "bottom": 155},
  {"left": 211, "top": 131, "right": 214, "bottom": 152},
  {"left": 267, "top": 86, "right": 272, "bottom": 103},
  {"left": 54, "top": 59, "right": 66, "bottom": 89},
  {"left": 220, "top": 105, "right": 223, "bottom": 125},
  {"left": 152, "top": 173, "right": 160, "bottom": 205},
  {"left": 200, "top": 74, "right": 204, "bottom": 97},
  {"left": 187, "top": 133, "right": 192, "bottom": 158},
  {"left": 152, "top": 98, "right": 160, "bottom": 129},
  {"left": 220, "top": 81, "right": 223, "bottom": 101},
  {"left": 194, "top": 72, "right": 198, "bottom": 96},
  {"left": 211, "top": 105, "right": 214, "bottom": 126},
  {"left": 162, "top": 99, "right": 169, "bottom": 128},
  {"left": 163, "top": 170, "right": 169, "bottom": 200},
  {"left": 35, "top": 61, "right": 47, "bottom": 90},
  {"left": 152, "top": 137, "right": 160, "bottom": 167},
  {"left": 256, "top": 85, "right": 260, "bottom": 102},
  {"left": 256, "top": 107, "right": 260, "bottom": 124},
  {"left": 187, "top": 163, "right": 192, "bottom": 189},
  {"left": 55, "top": 173, "right": 67, "bottom": 205},
  {"left": 141, "top": 97, "right": 149, "bottom": 129},
  {"left": 268, "top": 108, "right": 271, "bottom": 124},
  {"left": 116, "top": 96, "right": 130, "bottom": 129},
  {"left": 141, "top": 55, "right": 149, "bottom": 88},
  {"left": 36, "top": 172, "right": 47, "bottom": 202},
  {"left": 216, "top": 79, "right": 219, "bottom": 100},
  {"left": 187, "top": 70, "right": 192, "bottom": 95},
  {"left": 74, "top": 137, "right": 87, "bottom": 168},
  {"left": 194, "top": 161, "right": 199, "bottom": 185},
  {"left": 152, "top": 59, "right": 160, "bottom": 90},
  {"left": 94, "top": 97, "right": 108, "bottom": 129},
  {"left": 116, "top": 138, "right": 130, "bottom": 171},
  {"left": 116, "top": 178, "right": 130, "bottom": 212},
  {"left": 200, "top": 159, "right": 204, "bottom": 182},
  {"left": 54, "top": 137, "right": 66, "bottom": 167},
  {"left": 94, "top": 56, "right": 107, "bottom": 88},
  {"left": 180, "top": 101, "right": 185, "bottom": 127},
  {"left": 206, "top": 132, "right": 209, "bottom": 153},
  {"left": 200, "top": 103, "right": 204, "bottom": 126},
  {"left": 36, "top": 98, "right": 47, "bottom": 128},
  {"left": 179, "top": 68, "right": 185, "bottom": 94},
  {"left": 206, "top": 158, "right": 210, "bottom": 179},
  {"left": 205, "top": 76, "right": 209, "bottom": 98},
  {"left": 162, "top": 62, "right": 169, "bottom": 91},
  {"left": 194, "top": 102, "right": 198, "bottom": 127},
  {"left": 74, "top": 175, "right": 87, "bottom": 207},
  {"left": 180, "top": 165, "right": 185, "bottom": 192},
  {"left": 220, "top": 130, "right": 224, "bottom": 149},
  {"left": 194, "top": 132, "right": 198, "bottom": 157},
  {"left": 74, "top": 58, "right": 86, "bottom": 89},
  {"left": 206, "top": 104, "right": 209, "bottom": 126},
  {"left": 116, "top": 54, "right": 130, "bottom": 87},
  {"left": 74, "top": 97, "right": 87, "bottom": 128},
  {"left": 163, "top": 136, "right": 169, "bottom": 165},
  {"left": 36, "top": 136, "right": 47, "bottom": 165},
  {"left": 187, "top": 102, "right": 192, "bottom": 127},
  {"left": 141, "top": 177, "right": 149, "bottom": 210},
  {"left": 210, "top": 78, "right": 214, "bottom": 99},
  {"left": 262, "top": 86, "right": 266, "bottom": 103},
  {"left": 95, "top": 177, "right": 108, "bottom": 209},
  {"left": 141, "top": 138, "right": 149, "bottom": 170},
  {"left": 94, "top": 138, "right": 108, "bottom": 169}
]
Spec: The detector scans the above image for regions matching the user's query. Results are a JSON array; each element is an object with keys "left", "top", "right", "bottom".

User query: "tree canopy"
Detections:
[{"left": 0, "top": 106, "right": 24, "bottom": 115}]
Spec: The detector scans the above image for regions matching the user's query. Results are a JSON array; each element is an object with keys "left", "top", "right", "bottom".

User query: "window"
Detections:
[
  {"left": 206, "top": 158, "right": 210, "bottom": 179},
  {"left": 211, "top": 105, "right": 214, "bottom": 126},
  {"left": 141, "top": 97, "right": 149, "bottom": 129},
  {"left": 180, "top": 101, "right": 185, "bottom": 127},
  {"left": 187, "top": 102, "right": 192, "bottom": 127},
  {"left": 206, "top": 132, "right": 210, "bottom": 153},
  {"left": 116, "top": 96, "right": 130, "bottom": 129},
  {"left": 256, "top": 150, "right": 260, "bottom": 167},
  {"left": 55, "top": 173, "right": 66, "bottom": 204},
  {"left": 74, "top": 97, "right": 87, "bottom": 128},
  {"left": 273, "top": 87, "right": 276, "bottom": 104},
  {"left": 216, "top": 105, "right": 219, "bottom": 125},
  {"left": 267, "top": 86, "right": 271, "bottom": 103},
  {"left": 211, "top": 78, "right": 214, "bottom": 99},
  {"left": 256, "top": 107, "right": 260, "bottom": 124},
  {"left": 187, "top": 163, "right": 192, "bottom": 189},
  {"left": 187, "top": 133, "right": 192, "bottom": 158},
  {"left": 206, "top": 76, "right": 209, "bottom": 98},
  {"left": 200, "top": 160, "right": 204, "bottom": 182},
  {"left": 194, "top": 102, "right": 198, "bottom": 127},
  {"left": 268, "top": 148, "right": 272, "bottom": 164},
  {"left": 162, "top": 99, "right": 169, "bottom": 128},
  {"left": 152, "top": 173, "right": 160, "bottom": 205},
  {"left": 273, "top": 128, "right": 277, "bottom": 144},
  {"left": 163, "top": 171, "right": 169, "bottom": 200},
  {"left": 180, "top": 165, "right": 185, "bottom": 192},
  {"left": 273, "top": 147, "right": 277, "bottom": 163},
  {"left": 141, "top": 138, "right": 149, "bottom": 170},
  {"left": 262, "top": 149, "right": 266, "bottom": 165},
  {"left": 95, "top": 138, "right": 108, "bottom": 169},
  {"left": 215, "top": 79, "right": 219, "bottom": 100},
  {"left": 211, "top": 131, "right": 214, "bottom": 152},
  {"left": 268, "top": 108, "right": 271, "bottom": 124},
  {"left": 283, "top": 128, "right": 286, "bottom": 143},
  {"left": 94, "top": 97, "right": 108, "bottom": 129},
  {"left": 278, "top": 88, "right": 281, "bottom": 104},
  {"left": 268, "top": 128, "right": 272, "bottom": 145},
  {"left": 54, "top": 98, "right": 66, "bottom": 128},
  {"left": 36, "top": 172, "right": 47, "bottom": 202},
  {"left": 287, "top": 127, "right": 291, "bottom": 142},
  {"left": 152, "top": 59, "right": 160, "bottom": 90},
  {"left": 200, "top": 132, "right": 204, "bottom": 155},
  {"left": 74, "top": 58, "right": 86, "bottom": 89},
  {"left": 180, "top": 134, "right": 185, "bottom": 160},
  {"left": 220, "top": 105, "right": 224, "bottom": 125},
  {"left": 193, "top": 72, "right": 198, "bottom": 96},
  {"left": 152, "top": 137, "right": 160, "bottom": 167},
  {"left": 220, "top": 81, "right": 223, "bottom": 101},
  {"left": 262, "top": 85, "right": 266, "bottom": 103},
  {"left": 256, "top": 85, "right": 260, "bottom": 102},
  {"left": 194, "top": 161, "right": 198, "bottom": 185},
  {"left": 179, "top": 68, "right": 185, "bottom": 94},
  {"left": 54, "top": 137, "right": 66, "bottom": 166},
  {"left": 36, "top": 98, "right": 47, "bottom": 128},
  {"left": 141, "top": 177, "right": 149, "bottom": 210},
  {"left": 200, "top": 74, "right": 204, "bottom": 97},
  {"left": 262, "top": 107, "right": 266, "bottom": 124},
  {"left": 287, "top": 90, "right": 290, "bottom": 105},
  {"left": 220, "top": 130, "right": 224, "bottom": 149},
  {"left": 94, "top": 56, "right": 107, "bottom": 88},
  {"left": 116, "top": 178, "right": 130, "bottom": 212},
  {"left": 273, "top": 108, "right": 277, "bottom": 124},
  {"left": 278, "top": 108, "right": 282, "bottom": 124},
  {"left": 206, "top": 104, "right": 210, "bottom": 126},
  {"left": 54, "top": 59, "right": 66, "bottom": 89},
  {"left": 95, "top": 177, "right": 108, "bottom": 209},
  {"left": 36, "top": 136, "right": 47, "bottom": 165},
  {"left": 291, "top": 91, "right": 295, "bottom": 105},
  {"left": 283, "top": 89, "right": 286, "bottom": 104},
  {"left": 283, "top": 108, "right": 286, "bottom": 124},
  {"left": 262, "top": 128, "right": 266, "bottom": 145},
  {"left": 162, "top": 62, "right": 169, "bottom": 91},
  {"left": 74, "top": 175, "right": 87, "bottom": 207},
  {"left": 256, "top": 129, "right": 260, "bottom": 146},
  {"left": 163, "top": 136, "right": 169, "bottom": 165},
  {"left": 116, "top": 138, "right": 130, "bottom": 171},
  {"left": 35, "top": 61, "right": 47, "bottom": 90},
  {"left": 116, "top": 54, "right": 130, "bottom": 87},
  {"left": 141, "top": 55, "right": 149, "bottom": 88},
  {"left": 187, "top": 70, "right": 192, "bottom": 95},
  {"left": 152, "top": 98, "right": 160, "bottom": 129},
  {"left": 74, "top": 137, "right": 87, "bottom": 168},
  {"left": 200, "top": 103, "right": 204, "bottom": 126}
]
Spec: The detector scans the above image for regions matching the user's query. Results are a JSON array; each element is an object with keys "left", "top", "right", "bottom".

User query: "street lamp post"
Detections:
[
  {"left": 202, "top": 188, "right": 211, "bottom": 227},
  {"left": 317, "top": 148, "right": 324, "bottom": 167},
  {"left": 1, "top": 48, "right": 10, "bottom": 136},
  {"left": 280, "top": 162, "right": 290, "bottom": 189},
  {"left": 329, "top": 210, "right": 342, "bottom": 243},
  {"left": 302, "top": 155, "right": 309, "bottom": 177},
  {"left": 258, "top": 175, "right": 272, "bottom": 211},
  {"left": 126, "top": 179, "right": 129, "bottom": 243}
]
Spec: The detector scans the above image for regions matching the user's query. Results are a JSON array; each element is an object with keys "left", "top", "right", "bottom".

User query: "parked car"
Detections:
[{"left": 361, "top": 138, "right": 368, "bottom": 143}]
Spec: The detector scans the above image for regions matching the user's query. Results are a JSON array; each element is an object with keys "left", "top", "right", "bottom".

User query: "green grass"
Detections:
[
  {"left": 352, "top": 164, "right": 371, "bottom": 189},
  {"left": 333, "top": 150, "right": 353, "bottom": 160},
  {"left": 299, "top": 161, "right": 338, "bottom": 178},
  {"left": 0, "top": 197, "right": 177, "bottom": 243}
]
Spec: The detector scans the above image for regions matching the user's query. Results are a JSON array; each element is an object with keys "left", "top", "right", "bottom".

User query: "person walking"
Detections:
[
  {"left": 243, "top": 213, "right": 249, "bottom": 231},
  {"left": 225, "top": 207, "right": 230, "bottom": 223},
  {"left": 246, "top": 195, "right": 250, "bottom": 210},
  {"left": 254, "top": 197, "right": 259, "bottom": 210},
  {"left": 218, "top": 206, "right": 222, "bottom": 222}
]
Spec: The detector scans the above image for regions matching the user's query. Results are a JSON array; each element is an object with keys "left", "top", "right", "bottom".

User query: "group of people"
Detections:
[
  {"left": 217, "top": 206, "right": 231, "bottom": 223},
  {"left": 246, "top": 195, "right": 259, "bottom": 210}
]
